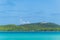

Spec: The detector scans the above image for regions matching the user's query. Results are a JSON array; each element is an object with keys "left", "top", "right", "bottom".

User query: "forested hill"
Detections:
[
  {"left": 20, "top": 22, "right": 60, "bottom": 28},
  {"left": 0, "top": 22, "right": 60, "bottom": 32}
]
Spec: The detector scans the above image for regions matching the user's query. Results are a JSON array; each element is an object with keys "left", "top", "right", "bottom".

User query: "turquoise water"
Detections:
[{"left": 0, "top": 32, "right": 60, "bottom": 40}]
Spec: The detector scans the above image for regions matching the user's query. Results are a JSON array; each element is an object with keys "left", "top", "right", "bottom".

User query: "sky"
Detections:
[{"left": 0, "top": 0, "right": 60, "bottom": 25}]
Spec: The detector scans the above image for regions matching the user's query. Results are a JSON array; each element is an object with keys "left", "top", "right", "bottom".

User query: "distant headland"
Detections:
[{"left": 0, "top": 22, "right": 60, "bottom": 32}]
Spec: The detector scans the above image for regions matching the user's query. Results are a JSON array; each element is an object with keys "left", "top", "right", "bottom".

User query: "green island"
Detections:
[{"left": 0, "top": 22, "right": 60, "bottom": 32}]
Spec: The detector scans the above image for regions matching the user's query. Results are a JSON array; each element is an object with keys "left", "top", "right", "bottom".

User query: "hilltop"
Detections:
[{"left": 20, "top": 22, "right": 60, "bottom": 28}]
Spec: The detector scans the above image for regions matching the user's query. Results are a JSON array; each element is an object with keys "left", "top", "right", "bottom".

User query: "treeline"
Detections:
[{"left": 0, "top": 23, "right": 60, "bottom": 32}]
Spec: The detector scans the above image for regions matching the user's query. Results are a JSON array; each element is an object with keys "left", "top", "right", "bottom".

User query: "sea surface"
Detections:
[{"left": 0, "top": 32, "right": 60, "bottom": 40}]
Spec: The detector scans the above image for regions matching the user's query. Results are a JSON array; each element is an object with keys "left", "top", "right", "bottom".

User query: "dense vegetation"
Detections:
[{"left": 0, "top": 22, "right": 60, "bottom": 32}]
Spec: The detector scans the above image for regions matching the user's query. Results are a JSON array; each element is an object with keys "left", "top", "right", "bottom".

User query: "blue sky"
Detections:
[{"left": 0, "top": 0, "right": 60, "bottom": 25}]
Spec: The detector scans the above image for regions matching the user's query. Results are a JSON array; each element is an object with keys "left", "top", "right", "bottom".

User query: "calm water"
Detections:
[{"left": 0, "top": 32, "right": 60, "bottom": 40}]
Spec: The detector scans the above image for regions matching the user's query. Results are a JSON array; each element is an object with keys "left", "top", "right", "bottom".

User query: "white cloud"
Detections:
[{"left": 20, "top": 19, "right": 30, "bottom": 25}]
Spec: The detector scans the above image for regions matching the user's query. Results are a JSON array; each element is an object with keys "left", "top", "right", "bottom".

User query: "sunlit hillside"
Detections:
[{"left": 0, "top": 22, "right": 60, "bottom": 32}]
